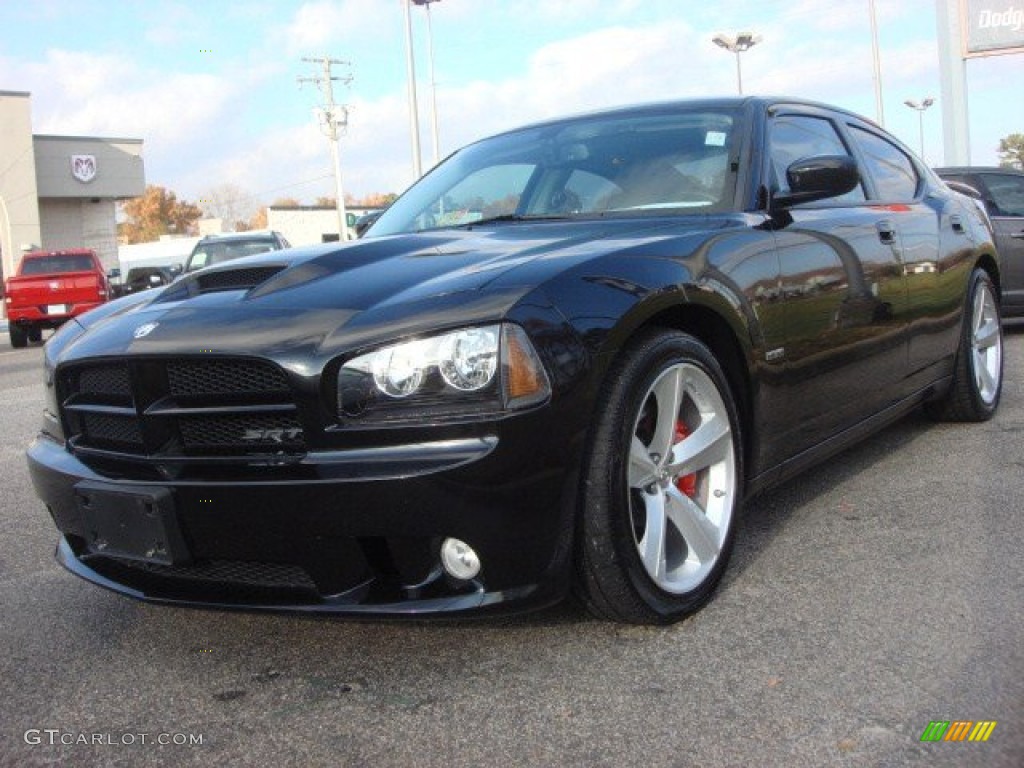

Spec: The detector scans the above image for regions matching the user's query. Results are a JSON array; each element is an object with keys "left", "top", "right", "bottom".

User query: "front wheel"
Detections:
[
  {"left": 575, "top": 330, "right": 742, "bottom": 624},
  {"left": 926, "top": 268, "right": 1003, "bottom": 422}
]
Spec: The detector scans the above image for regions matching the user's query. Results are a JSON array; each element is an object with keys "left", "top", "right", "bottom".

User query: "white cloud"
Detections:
[
  {"left": 20, "top": 50, "right": 234, "bottom": 147},
  {"left": 282, "top": 0, "right": 402, "bottom": 57}
]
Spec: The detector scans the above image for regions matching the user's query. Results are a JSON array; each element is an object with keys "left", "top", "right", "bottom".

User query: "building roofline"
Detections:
[{"left": 33, "top": 134, "right": 144, "bottom": 144}]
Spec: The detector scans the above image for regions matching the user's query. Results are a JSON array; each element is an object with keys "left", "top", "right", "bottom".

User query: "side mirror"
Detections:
[{"left": 773, "top": 155, "right": 860, "bottom": 208}]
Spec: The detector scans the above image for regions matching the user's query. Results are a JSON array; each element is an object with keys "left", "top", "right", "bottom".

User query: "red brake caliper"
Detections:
[{"left": 673, "top": 420, "right": 698, "bottom": 498}]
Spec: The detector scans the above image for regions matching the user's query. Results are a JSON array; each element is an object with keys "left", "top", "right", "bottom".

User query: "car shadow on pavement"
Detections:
[{"left": 723, "top": 406, "right": 938, "bottom": 590}]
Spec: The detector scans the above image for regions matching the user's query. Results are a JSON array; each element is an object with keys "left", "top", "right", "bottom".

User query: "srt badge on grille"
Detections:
[
  {"left": 133, "top": 322, "right": 159, "bottom": 339},
  {"left": 242, "top": 427, "right": 303, "bottom": 443}
]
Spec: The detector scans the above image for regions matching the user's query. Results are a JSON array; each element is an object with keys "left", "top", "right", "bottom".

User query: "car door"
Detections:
[
  {"left": 763, "top": 109, "right": 909, "bottom": 456},
  {"left": 841, "top": 122, "right": 948, "bottom": 384},
  {"left": 977, "top": 171, "right": 1024, "bottom": 315}
]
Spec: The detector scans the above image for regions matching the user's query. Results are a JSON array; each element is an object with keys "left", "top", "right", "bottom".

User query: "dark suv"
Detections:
[
  {"left": 184, "top": 231, "right": 291, "bottom": 273},
  {"left": 935, "top": 167, "right": 1024, "bottom": 317}
]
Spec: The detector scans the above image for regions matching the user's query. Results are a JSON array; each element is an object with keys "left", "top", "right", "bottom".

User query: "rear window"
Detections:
[
  {"left": 186, "top": 238, "right": 278, "bottom": 272},
  {"left": 21, "top": 254, "right": 95, "bottom": 274}
]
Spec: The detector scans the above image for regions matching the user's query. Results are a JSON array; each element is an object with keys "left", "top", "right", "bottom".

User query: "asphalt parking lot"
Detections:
[{"left": 0, "top": 327, "right": 1021, "bottom": 768}]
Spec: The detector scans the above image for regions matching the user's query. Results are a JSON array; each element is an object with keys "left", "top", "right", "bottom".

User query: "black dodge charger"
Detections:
[{"left": 27, "top": 97, "right": 1003, "bottom": 624}]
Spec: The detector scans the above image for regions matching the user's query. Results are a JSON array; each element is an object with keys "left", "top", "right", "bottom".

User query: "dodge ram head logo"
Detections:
[
  {"left": 242, "top": 428, "right": 303, "bottom": 443},
  {"left": 132, "top": 322, "right": 159, "bottom": 339},
  {"left": 71, "top": 155, "right": 97, "bottom": 183}
]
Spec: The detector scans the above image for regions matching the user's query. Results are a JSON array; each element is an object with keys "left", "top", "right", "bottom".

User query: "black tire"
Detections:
[
  {"left": 575, "top": 329, "right": 743, "bottom": 625},
  {"left": 9, "top": 325, "right": 28, "bottom": 349},
  {"left": 27, "top": 326, "right": 43, "bottom": 343},
  {"left": 926, "top": 268, "right": 1003, "bottom": 422}
]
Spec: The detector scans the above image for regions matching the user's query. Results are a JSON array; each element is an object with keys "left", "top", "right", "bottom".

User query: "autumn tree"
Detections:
[
  {"left": 249, "top": 208, "right": 268, "bottom": 230},
  {"left": 119, "top": 185, "right": 203, "bottom": 244},
  {"left": 998, "top": 134, "right": 1024, "bottom": 170},
  {"left": 357, "top": 192, "right": 399, "bottom": 207},
  {"left": 197, "top": 183, "right": 257, "bottom": 228}
]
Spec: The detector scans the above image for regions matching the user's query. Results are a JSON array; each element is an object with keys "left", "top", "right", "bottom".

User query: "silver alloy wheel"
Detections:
[
  {"left": 971, "top": 280, "right": 1002, "bottom": 405},
  {"left": 627, "top": 362, "right": 737, "bottom": 594}
]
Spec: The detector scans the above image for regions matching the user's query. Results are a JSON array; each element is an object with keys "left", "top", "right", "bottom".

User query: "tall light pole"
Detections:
[
  {"left": 868, "top": 0, "right": 885, "bottom": 126},
  {"left": 402, "top": 0, "right": 423, "bottom": 179},
  {"left": 904, "top": 97, "right": 935, "bottom": 160},
  {"left": 413, "top": 0, "right": 441, "bottom": 167},
  {"left": 299, "top": 57, "right": 353, "bottom": 240},
  {"left": 712, "top": 32, "right": 762, "bottom": 95}
]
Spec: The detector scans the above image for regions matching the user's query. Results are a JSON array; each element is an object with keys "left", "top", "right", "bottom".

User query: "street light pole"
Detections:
[
  {"left": 413, "top": 0, "right": 441, "bottom": 167},
  {"left": 904, "top": 97, "right": 935, "bottom": 160},
  {"left": 868, "top": 0, "right": 885, "bottom": 126},
  {"left": 712, "top": 32, "right": 763, "bottom": 95},
  {"left": 402, "top": 0, "right": 423, "bottom": 179}
]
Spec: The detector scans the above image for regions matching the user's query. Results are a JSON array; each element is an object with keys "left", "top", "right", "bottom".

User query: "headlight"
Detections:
[{"left": 338, "top": 323, "right": 550, "bottom": 424}]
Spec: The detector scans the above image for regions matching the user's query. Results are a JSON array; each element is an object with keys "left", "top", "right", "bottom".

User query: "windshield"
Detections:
[
  {"left": 369, "top": 108, "right": 739, "bottom": 237},
  {"left": 185, "top": 238, "right": 278, "bottom": 272}
]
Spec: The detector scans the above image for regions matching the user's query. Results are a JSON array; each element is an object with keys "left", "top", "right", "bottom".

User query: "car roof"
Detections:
[
  {"left": 196, "top": 231, "right": 279, "bottom": 242},
  {"left": 480, "top": 96, "right": 883, "bottom": 141},
  {"left": 23, "top": 248, "right": 96, "bottom": 258}
]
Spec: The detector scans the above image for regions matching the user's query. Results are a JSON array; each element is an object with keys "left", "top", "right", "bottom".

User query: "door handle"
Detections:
[
  {"left": 1011, "top": 232, "right": 1024, "bottom": 240},
  {"left": 876, "top": 220, "right": 896, "bottom": 244}
]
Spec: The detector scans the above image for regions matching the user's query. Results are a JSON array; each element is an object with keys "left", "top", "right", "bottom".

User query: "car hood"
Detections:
[{"left": 53, "top": 218, "right": 725, "bottom": 363}]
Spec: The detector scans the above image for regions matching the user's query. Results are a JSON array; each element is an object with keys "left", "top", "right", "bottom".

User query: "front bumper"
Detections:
[{"left": 27, "top": 426, "right": 577, "bottom": 616}]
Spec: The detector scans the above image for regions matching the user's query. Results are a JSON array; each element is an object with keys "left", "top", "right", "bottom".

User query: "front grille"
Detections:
[
  {"left": 179, "top": 413, "right": 304, "bottom": 451},
  {"left": 168, "top": 360, "right": 289, "bottom": 396},
  {"left": 79, "top": 365, "right": 131, "bottom": 397},
  {"left": 60, "top": 357, "right": 305, "bottom": 463},
  {"left": 83, "top": 555, "right": 321, "bottom": 604},
  {"left": 81, "top": 412, "right": 144, "bottom": 447}
]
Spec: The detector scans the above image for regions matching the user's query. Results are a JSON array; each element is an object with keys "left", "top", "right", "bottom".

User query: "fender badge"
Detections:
[{"left": 133, "top": 322, "right": 159, "bottom": 339}]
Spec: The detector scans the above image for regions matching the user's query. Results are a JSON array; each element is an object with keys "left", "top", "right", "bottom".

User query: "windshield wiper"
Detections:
[{"left": 453, "top": 213, "right": 569, "bottom": 228}]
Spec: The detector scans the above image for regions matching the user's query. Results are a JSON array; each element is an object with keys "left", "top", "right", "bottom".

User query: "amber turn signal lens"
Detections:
[{"left": 502, "top": 325, "right": 551, "bottom": 407}]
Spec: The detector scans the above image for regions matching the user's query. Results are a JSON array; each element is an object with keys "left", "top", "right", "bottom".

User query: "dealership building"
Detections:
[{"left": 0, "top": 90, "right": 145, "bottom": 283}]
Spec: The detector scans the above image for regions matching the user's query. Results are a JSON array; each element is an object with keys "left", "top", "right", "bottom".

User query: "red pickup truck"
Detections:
[{"left": 3, "top": 249, "right": 110, "bottom": 348}]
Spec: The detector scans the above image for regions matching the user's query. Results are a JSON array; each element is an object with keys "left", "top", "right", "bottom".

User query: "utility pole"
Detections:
[{"left": 298, "top": 56, "right": 353, "bottom": 240}]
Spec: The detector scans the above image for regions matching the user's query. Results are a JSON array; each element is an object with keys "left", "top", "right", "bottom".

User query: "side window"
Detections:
[
  {"left": 978, "top": 174, "right": 1024, "bottom": 217},
  {"left": 847, "top": 126, "right": 919, "bottom": 201},
  {"left": 432, "top": 164, "right": 535, "bottom": 227},
  {"left": 769, "top": 115, "right": 865, "bottom": 202}
]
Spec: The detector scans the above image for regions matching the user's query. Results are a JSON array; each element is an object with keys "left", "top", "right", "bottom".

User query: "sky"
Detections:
[{"left": 1, "top": 0, "right": 1021, "bottom": 220}]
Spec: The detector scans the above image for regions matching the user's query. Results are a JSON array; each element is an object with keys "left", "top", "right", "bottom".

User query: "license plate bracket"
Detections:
[{"left": 74, "top": 482, "right": 190, "bottom": 565}]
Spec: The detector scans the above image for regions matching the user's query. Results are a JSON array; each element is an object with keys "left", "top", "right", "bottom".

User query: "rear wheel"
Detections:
[
  {"left": 9, "top": 325, "right": 28, "bottom": 348},
  {"left": 575, "top": 329, "right": 742, "bottom": 624},
  {"left": 926, "top": 268, "right": 1002, "bottom": 422}
]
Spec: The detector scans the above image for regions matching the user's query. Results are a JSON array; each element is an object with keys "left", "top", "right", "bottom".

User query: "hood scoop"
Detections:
[{"left": 159, "top": 265, "right": 287, "bottom": 301}]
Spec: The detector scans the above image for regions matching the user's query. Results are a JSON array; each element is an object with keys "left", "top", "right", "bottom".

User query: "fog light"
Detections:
[{"left": 440, "top": 537, "right": 481, "bottom": 580}]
